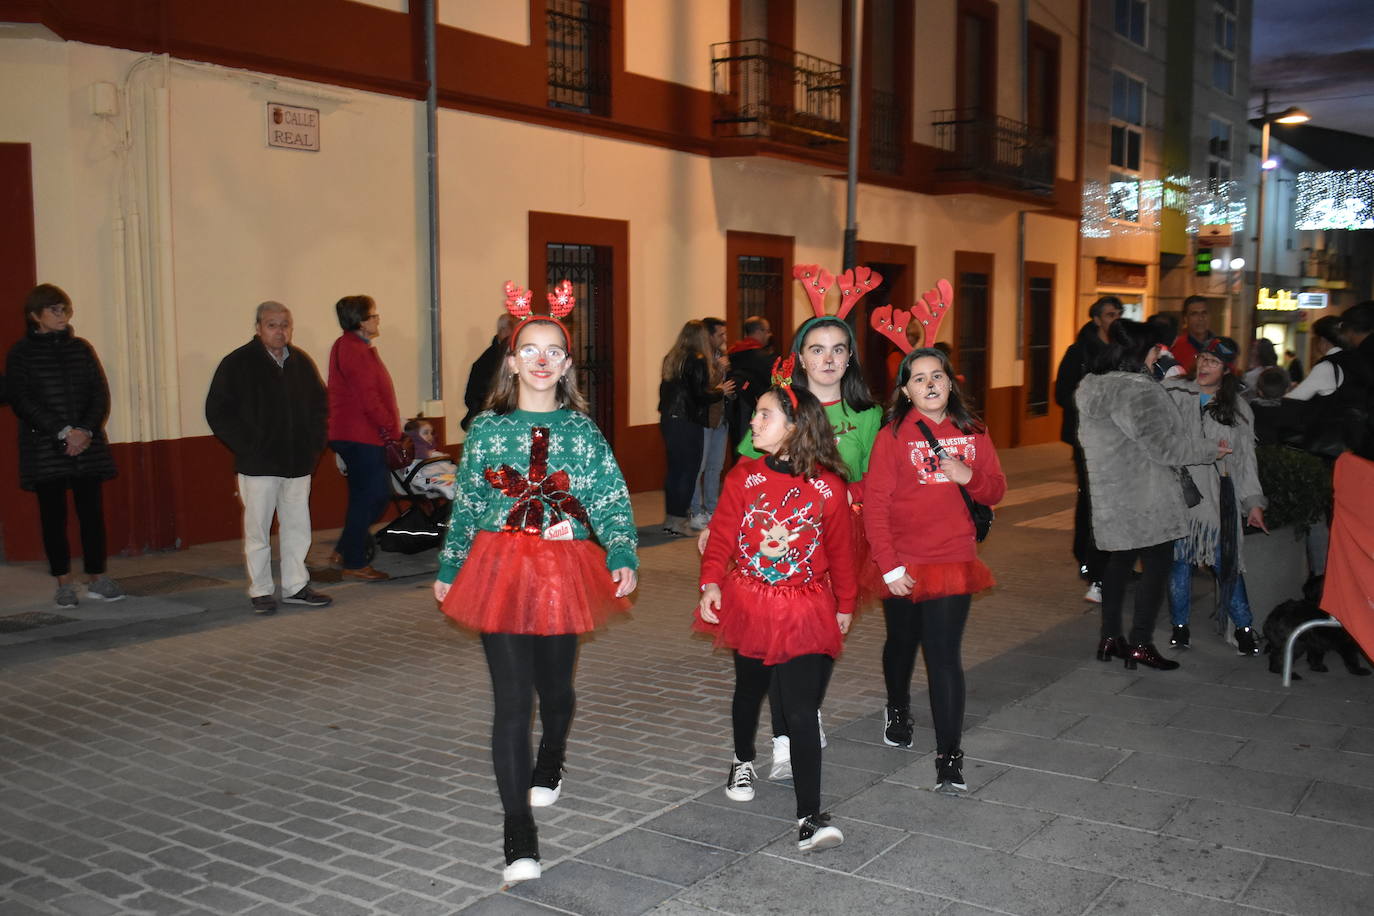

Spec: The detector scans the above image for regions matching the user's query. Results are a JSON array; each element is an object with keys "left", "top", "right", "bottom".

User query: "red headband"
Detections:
[
  {"left": 771, "top": 353, "right": 799, "bottom": 409},
  {"left": 504, "top": 279, "right": 575, "bottom": 349}
]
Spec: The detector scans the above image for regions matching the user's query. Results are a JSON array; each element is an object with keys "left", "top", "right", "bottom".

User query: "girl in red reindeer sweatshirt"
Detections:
[
  {"left": 696, "top": 368, "right": 856, "bottom": 854},
  {"left": 864, "top": 347, "right": 1006, "bottom": 794}
]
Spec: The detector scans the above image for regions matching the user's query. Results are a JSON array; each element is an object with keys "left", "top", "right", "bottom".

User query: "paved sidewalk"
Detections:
[{"left": 1, "top": 443, "right": 1371, "bottom": 915}]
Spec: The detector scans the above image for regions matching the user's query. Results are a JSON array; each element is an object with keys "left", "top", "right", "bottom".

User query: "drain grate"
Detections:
[
  {"left": 0, "top": 611, "right": 79, "bottom": 633},
  {"left": 116, "top": 571, "right": 229, "bottom": 596}
]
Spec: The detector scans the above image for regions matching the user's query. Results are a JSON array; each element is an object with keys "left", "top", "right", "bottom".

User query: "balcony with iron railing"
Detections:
[
  {"left": 710, "top": 39, "right": 848, "bottom": 149},
  {"left": 930, "top": 109, "right": 1055, "bottom": 195}
]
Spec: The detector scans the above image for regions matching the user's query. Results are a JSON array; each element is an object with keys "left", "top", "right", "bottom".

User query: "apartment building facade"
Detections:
[{"left": 0, "top": 0, "right": 1085, "bottom": 558}]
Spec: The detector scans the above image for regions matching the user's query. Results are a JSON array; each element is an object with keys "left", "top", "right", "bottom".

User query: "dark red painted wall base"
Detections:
[{"left": 2, "top": 435, "right": 354, "bottom": 563}]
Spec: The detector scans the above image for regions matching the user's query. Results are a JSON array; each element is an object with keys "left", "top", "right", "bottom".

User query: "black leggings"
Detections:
[
  {"left": 35, "top": 476, "right": 107, "bottom": 578},
  {"left": 1100, "top": 540, "right": 1173, "bottom": 645},
  {"left": 882, "top": 594, "right": 971, "bottom": 756},
  {"left": 481, "top": 633, "right": 579, "bottom": 817},
  {"left": 768, "top": 663, "right": 833, "bottom": 737},
  {"left": 733, "top": 652, "right": 832, "bottom": 819}
]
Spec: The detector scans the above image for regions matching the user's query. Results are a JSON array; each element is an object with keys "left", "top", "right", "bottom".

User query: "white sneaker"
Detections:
[
  {"left": 726, "top": 759, "right": 756, "bottom": 801},
  {"left": 528, "top": 782, "right": 561, "bottom": 807},
  {"left": 797, "top": 813, "right": 843, "bottom": 851},
  {"left": 769, "top": 736, "right": 792, "bottom": 780},
  {"left": 502, "top": 858, "right": 541, "bottom": 885},
  {"left": 1083, "top": 582, "right": 1102, "bottom": 603},
  {"left": 688, "top": 512, "right": 711, "bottom": 530},
  {"left": 817, "top": 711, "right": 827, "bottom": 749}
]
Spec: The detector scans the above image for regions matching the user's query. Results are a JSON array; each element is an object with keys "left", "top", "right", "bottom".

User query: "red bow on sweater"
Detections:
[{"left": 483, "top": 426, "right": 592, "bottom": 534}]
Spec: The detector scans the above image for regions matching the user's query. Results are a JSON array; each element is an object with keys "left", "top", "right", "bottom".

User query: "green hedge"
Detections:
[{"left": 1255, "top": 445, "right": 1331, "bottom": 534}]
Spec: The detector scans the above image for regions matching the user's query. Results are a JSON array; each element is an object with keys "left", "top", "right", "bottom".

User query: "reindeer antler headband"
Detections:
[
  {"left": 870, "top": 279, "right": 954, "bottom": 355},
  {"left": 793, "top": 264, "right": 883, "bottom": 321},
  {"left": 770, "top": 353, "right": 799, "bottom": 409},
  {"left": 503, "top": 279, "right": 575, "bottom": 349}
]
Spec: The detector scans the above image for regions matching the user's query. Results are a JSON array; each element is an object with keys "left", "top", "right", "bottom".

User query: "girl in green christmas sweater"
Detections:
[{"left": 433, "top": 282, "right": 638, "bottom": 886}]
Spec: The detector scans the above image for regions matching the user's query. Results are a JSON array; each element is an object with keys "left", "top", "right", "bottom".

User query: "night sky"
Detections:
[{"left": 1251, "top": 0, "right": 1374, "bottom": 140}]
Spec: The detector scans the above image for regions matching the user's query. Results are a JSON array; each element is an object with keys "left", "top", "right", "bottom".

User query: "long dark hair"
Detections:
[
  {"left": 766, "top": 386, "right": 849, "bottom": 481},
  {"left": 1093, "top": 318, "right": 1159, "bottom": 375},
  {"left": 790, "top": 317, "right": 876, "bottom": 413},
  {"left": 484, "top": 319, "right": 590, "bottom": 415},
  {"left": 1194, "top": 352, "right": 1243, "bottom": 427},
  {"left": 885, "top": 347, "right": 985, "bottom": 435}
]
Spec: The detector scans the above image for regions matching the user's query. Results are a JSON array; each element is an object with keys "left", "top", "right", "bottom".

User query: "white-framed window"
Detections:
[
  {"left": 1212, "top": 3, "right": 1236, "bottom": 95},
  {"left": 1207, "top": 116, "right": 1232, "bottom": 183},
  {"left": 1110, "top": 70, "right": 1144, "bottom": 222},
  {"left": 1113, "top": 0, "right": 1146, "bottom": 47}
]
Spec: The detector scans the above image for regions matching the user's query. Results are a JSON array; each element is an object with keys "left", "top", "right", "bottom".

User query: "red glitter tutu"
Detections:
[
  {"left": 850, "top": 503, "right": 886, "bottom": 605},
  {"left": 441, "top": 530, "right": 630, "bottom": 634},
  {"left": 693, "top": 568, "right": 844, "bottom": 665},
  {"left": 896, "top": 558, "right": 995, "bottom": 603}
]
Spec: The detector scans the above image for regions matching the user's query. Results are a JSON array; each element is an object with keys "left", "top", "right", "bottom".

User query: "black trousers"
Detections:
[
  {"left": 660, "top": 416, "right": 704, "bottom": 518},
  {"left": 882, "top": 593, "right": 971, "bottom": 756},
  {"left": 481, "top": 633, "right": 579, "bottom": 818},
  {"left": 1100, "top": 540, "right": 1173, "bottom": 646},
  {"left": 733, "top": 652, "right": 832, "bottom": 819},
  {"left": 35, "top": 476, "right": 107, "bottom": 578},
  {"left": 1071, "top": 445, "right": 1107, "bottom": 581}
]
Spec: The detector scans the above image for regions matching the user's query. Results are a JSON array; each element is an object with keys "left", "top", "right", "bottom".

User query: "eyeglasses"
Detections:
[
  {"left": 364, "top": 313, "right": 380, "bottom": 320},
  {"left": 515, "top": 344, "right": 568, "bottom": 365},
  {"left": 44, "top": 305, "right": 72, "bottom": 315}
]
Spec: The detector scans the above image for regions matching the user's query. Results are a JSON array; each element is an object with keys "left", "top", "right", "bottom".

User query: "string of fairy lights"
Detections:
[{"left": 1082, "top": 170, "right": 1373, "bottom": 237}]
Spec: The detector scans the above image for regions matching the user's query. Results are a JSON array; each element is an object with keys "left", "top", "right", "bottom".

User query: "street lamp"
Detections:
[{"left": 1245, "top": 91, "right": 1310, "bottom": 360}]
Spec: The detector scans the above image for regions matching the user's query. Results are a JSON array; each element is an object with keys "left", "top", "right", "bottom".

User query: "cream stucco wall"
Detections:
[
  {"left": 5, "top": 19, "right": 1082, "bottom": 449},
  {"left": 1, "top": 39, "right": 426, "bottom": 443},
  {"left": 438, "top": 0, "right": 529, "bottom": 43},
  {"left": 624, "top": 0, "right": 727, "bottom": 91}
]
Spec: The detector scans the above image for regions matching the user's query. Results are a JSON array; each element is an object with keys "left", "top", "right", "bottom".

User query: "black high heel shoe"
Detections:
[
  {"left": 1096, "top": 635, "right": 1128, "bottom": 662},
  {"left": 1125, "top": 643, "right": 1180, "bottom": 671}
]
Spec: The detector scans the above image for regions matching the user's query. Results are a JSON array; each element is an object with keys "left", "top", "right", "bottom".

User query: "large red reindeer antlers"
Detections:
[
  {"left": 547, "top": 279, "right": 575, "bottom": 318},
  {"left": 793, "top": 265, "right": 834, "bottom": 318},
  {"left": 870, "top": 305, "right": 914, "bottom": 354},
  {"left": 836, "top": 266, "right": 881, "bottom": 318},
  {"left": 869, "top": 279, "right": 954, "bottom": 354},
  {"left": 792, "top": 264, "right": 883, "bottom": 320}
]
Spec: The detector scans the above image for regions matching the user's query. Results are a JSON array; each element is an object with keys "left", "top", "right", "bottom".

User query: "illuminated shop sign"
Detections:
[{"left": 1256, "top": 288, "right": 1299, "bottom": 311}]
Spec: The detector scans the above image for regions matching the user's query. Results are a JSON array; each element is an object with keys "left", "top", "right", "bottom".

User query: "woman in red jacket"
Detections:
[
  {"left": 864, "top": 347, "right": 1006, "bottom": 794},
  {"left": 327, "top": 294, "right": 401, "bottom": 580}
]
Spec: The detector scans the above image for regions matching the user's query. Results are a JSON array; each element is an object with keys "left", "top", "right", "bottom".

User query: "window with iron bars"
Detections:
[{"left": 548, "top": 0, "right": 610, "bottom": 115}]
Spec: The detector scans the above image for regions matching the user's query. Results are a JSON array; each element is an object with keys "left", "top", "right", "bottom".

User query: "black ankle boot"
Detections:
[
  {"left": 1125, "top": 643, "right": 1180, "bottom": 671},
  {"left": 1096, "top": 635, "right": 1128, "bottom": 662}
]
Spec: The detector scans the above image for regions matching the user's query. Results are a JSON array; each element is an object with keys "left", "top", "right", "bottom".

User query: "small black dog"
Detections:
[{"left": 1262, "top": 577, "right": 1372, "bottom": 679}]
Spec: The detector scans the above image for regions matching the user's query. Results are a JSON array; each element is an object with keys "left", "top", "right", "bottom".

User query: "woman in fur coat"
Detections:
[
  {"left": 1075, "top": 319, "right": 1231, "bottom": 670},
  {"left": 1164, "top": 336, "right": 1267, "bottom": 655}
]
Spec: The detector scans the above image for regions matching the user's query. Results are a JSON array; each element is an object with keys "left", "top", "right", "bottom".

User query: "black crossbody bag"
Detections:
[{"left": 914, "top": 419, "right": 994, "bottom": 542}]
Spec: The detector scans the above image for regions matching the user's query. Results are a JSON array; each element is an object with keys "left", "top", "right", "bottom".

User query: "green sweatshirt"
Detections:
[
  {"left": 437, "top": 408, "right": 639, "bottom": 582},
  {"left": 738, "top": 400, "right": 883, "bottom": 485}
]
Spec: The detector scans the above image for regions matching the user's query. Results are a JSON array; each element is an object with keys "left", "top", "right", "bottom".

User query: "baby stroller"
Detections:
[{"left": 376, "top": 456, "right": 453, "bottom": 554}]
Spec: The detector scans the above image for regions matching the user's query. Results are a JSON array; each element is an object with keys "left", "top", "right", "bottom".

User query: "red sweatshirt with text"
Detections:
[{"left": 863, "top": 413, "right": 1007, "bottom": 574}]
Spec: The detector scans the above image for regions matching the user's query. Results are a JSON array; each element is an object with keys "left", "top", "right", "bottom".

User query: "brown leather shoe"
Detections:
[{"left": 341, "top": 566, "right": 390, "bottom": 582}]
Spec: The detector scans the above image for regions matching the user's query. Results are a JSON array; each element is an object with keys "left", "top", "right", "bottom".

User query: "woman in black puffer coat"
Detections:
[{"left": 6, "top": 284, "right": 122, "bottom": 608}]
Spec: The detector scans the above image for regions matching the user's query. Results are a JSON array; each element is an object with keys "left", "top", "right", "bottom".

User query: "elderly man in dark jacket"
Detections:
[
  {"left": 1053, "top": 295, "right": 1122, "bottom": 601},
  {"left": 206, "top": 302, "right": 331, "bottom": 614}
]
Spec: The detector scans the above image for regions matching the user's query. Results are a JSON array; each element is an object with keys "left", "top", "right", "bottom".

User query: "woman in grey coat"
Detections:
[
  {"left": 1076, "top": 320, "right": 1230, "bottom": 670},
  {"left": 1164, "top": 337, "right": 1267, "bottom": 655}
]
